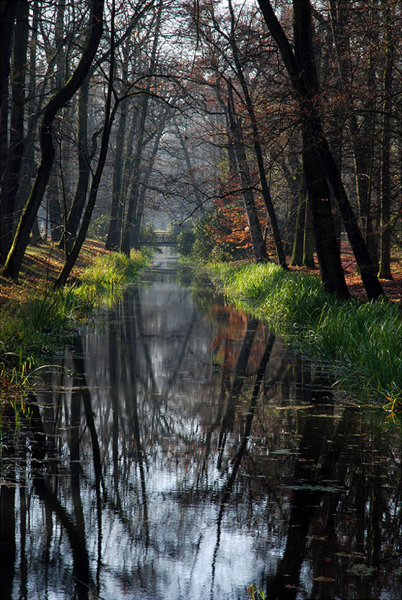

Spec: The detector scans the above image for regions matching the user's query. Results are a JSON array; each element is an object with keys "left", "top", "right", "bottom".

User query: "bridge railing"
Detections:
[{"left": 138, "top": 231, "right": 178, "bottom": 246}]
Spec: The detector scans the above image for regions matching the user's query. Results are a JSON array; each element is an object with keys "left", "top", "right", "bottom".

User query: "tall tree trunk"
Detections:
[
  {"left": 17, "top": 0, "right": 41, "bottom": 243},
  {"left": 378, "top": 9, "right": 394, "bottom": 280},
  {"left": 328, "top": 0, "right": 378, "bottom": 263},
  {"left": 121, "top": 0, "right": 162, "bottom": 256},
  {"left": 229, "top": 0, "right": 287, "bottom": 269},
  {"left": 303, "top": 193, "right": 315, "bottom": 268},
  {"left": 293, "top": 0, "right": 349, "bottom": 298},
  {"left": 227, "top": 86, "right": 268, "bottom": 263},
  {"left": 60, "top": 75, "right": 92, "bottom": 253},
  {"left": 228, "top": 0, "right": 286, "bottom": 268},
  {"left": 3, "top": 0, "right": 104, "bottom": 280},
  {"left": 55, "top": 1, "right": 116, "bottom": 287},
  {"left": 290, "top": 183, "right": 306, "bottom": 267},
  {"left": 0, "top": 1, "right": 16, "bottom": 179},
  {"left": 257, "top": 0, "right": 384, "bottom": 300},
  {"left": 55, "top": 103, "right": 118, "bottom": 287},
  {"left": 47, "top": 164, "right": 63, "bottom": 242},
  {"left": 302, "top": 120, "right": 349, "bottom": 297},
  {"left": 121, "top": 97, "right": 148, "bottom": 255},
  {"left": 131, "top": 109, "right": 170, "bottom": 249},
  {"left": 106, "top": 97, "right": 128, "bottom": 250},
  {"left": 0, "top": 0, "right": 29, "bottom": 263}
]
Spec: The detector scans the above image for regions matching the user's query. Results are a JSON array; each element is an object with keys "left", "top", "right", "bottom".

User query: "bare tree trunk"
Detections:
[
  {"left": 131, "top": 108, "right": 170, "bottom": 249},
  {"left": 60, "top": 75, "right": 92, "bottom": 253},
  {"left": 0, "top": 0, "right": 29, "bottom": 263},
  {"left": 228, "top": 0, "right": 287, "bottom": 268},
  {"left": 121, "top": 0, "right": 162, "bottom": 256},
  {"left": 378, "top": 9, "right": 394, "bottom": 280},
  {"left": 303, "top": 193, "right": 315, "bottom": 268},
  {"left": 121, "top": 97, "right": 148, "bottom": 256},
  {"left": 290, "top": 184, "right": 306, "bottom": 267},
  {"left": 106, "top": 96, "right": 128, "bottom": 250},
  {"left": 0, "top": 1, "right": 16, "bottom": 179}
]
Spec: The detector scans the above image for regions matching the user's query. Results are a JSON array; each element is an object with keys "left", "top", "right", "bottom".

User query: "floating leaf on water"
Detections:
[
  {"left": 275, "top": 405, "right": 314, "bottom": 410},
  {"left": 347, "top": 564, "right": 375, "bottom": 576},
  {"left": 286, "top": 484, "right": 343, "bottom": 493},
  {"left": 270, "top": 449, "right": 299, "bottom": 456},
  {"left": 312, "top": 414, "right": 342, "bottom": 419}
]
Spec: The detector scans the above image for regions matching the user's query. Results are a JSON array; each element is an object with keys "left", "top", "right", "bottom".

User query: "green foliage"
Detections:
[
  {"left": 167, "top": 220, "right": 181, "bottom": 234},
  {"left": 1, "top": 353, "right": 33, "bottom": 425},
  {"left": 87, "top": 213, "right": 110, "bottom": 241},
  {"left": 190, "top": 210, "right": 250, "bottom": 262},
  {"left": 75, "top": 250, "right": 148, "bottom": 304},
  {"left": 177, "top": 228, "right": 196, "bottom": 256},
  {"left": 140, "top": 223, "right": 158, "bottom": 247},
  {"left": 211, "top": 262, "right": 402, "bottom": 407}
]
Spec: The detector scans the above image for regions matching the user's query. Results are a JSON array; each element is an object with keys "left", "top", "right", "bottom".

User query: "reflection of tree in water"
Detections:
[{"left": 1, "top": 277, "right": 401, "bottom": 600}]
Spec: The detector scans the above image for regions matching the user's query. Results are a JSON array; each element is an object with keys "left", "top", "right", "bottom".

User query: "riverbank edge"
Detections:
[
  {"left": 208, "top": 261, "right": 402, "bottom": 415},
  {"left": 0, "top": 242, "right": 150, "bottom": 418}
]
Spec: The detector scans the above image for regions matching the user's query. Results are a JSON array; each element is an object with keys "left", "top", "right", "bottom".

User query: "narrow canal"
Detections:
[{"left": 1, "top": 254, "right": 401, "bottom": 600}]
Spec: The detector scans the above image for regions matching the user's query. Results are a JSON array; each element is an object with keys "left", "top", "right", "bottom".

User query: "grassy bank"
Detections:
[
  {"left": 210, "top": 262, "right": 402, "bottom": 411},
  {"left": 0, "top": 242, "right": 149, "bottom": 416}
]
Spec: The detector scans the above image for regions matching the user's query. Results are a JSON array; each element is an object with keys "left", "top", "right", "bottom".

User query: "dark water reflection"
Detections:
[{"left": 1, "top": 259, "right": 401, "bottom": 600}]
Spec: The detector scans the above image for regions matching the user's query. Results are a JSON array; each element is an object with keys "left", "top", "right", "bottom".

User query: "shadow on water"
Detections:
[{"left": 1, "top": 253, "right": 401, "bottom": 599}]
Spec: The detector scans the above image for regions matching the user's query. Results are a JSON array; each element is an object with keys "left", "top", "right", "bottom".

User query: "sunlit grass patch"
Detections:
[
  {"left": 210, "top": 261, "right": 402, "bottom": 407},
  {"left": 0, "top": 248, "right": 149, "bottom": 421},
  {"left": 72, "top": 249, "right": 149, "bottom": 307}
]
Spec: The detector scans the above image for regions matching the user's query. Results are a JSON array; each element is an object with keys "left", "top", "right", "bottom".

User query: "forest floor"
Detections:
[
  {"left": 0, "top": 239, "right": 401, "bottom": 305},
  {"left": 290, "top": 240, "right": 402, "bottom": 304},
  {"left": 0, "top": 239, "right": 110, "bottom": 306}
]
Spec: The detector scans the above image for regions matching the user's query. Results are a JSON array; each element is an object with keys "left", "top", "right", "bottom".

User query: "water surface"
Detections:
[{"left": 1, "top": 256, "right": 401, "bottom": 600}]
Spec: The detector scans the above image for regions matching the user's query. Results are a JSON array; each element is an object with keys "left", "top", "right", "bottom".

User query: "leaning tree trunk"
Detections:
[
  {"left": 290, "top": 184, "right": 306, "bottom": 267},
  {"left": 294, "top": 0, "right": 383, "bottom": 300},
  {"left": 227, "top": 86, "right": 268, "bottom": 263},
  {"left": 302, "top": 120, "right": 350, "bottom": 298},
  {"left": 55, "top": 104, "right": 118, "bottom": 287},
  {"left": 3, "top": 0, "right": 104, "bottom": 280},
  {"left": 293, "top": 0, "right": 349, "bottom": 298},
  {"left": 55, "top": 1, "right": 116, "bottom": 287},
  {"left": 257, "top": 0, "right": 384, "bottom": 301}
]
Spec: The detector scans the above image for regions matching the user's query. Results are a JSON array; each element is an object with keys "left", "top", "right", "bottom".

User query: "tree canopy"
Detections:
[{"left": 0, "top": 0, "right": 400, "bottom": 296}]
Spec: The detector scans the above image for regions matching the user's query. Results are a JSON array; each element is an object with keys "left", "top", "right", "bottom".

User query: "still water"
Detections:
[{"left": 1, "top": 254, "right": 401, "bottom": 600}]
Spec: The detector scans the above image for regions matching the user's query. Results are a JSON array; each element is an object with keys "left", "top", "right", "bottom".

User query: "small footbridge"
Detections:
[{"left": 139, "top": 230, "right": 178, "bottom": 248}]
